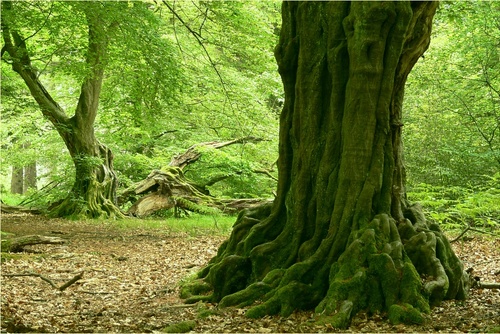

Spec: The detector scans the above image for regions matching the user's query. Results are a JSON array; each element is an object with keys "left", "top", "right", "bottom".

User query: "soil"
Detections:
[{"left": 1, "top": 213, "right": 499, "bottom": 333}]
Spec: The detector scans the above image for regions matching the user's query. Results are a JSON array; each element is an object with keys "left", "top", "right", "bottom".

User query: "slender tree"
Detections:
[
  {"left": 184, "top": 1, "right": 469, "bottom": 327},
  {"left": 10, "top": 166, "right": 23, "bottom": 194},
  {"left": 1, "top": 1, "right": 123, "bottom": 218}
]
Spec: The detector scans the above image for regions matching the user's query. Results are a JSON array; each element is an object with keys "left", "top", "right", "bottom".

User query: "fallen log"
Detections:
[
  {"left": 124, "top": 168, "right": 271, "bottom": 217},
  {"left": 1, "top": 235, "right": 66, "bottom": 252},
  {"left": 120, "top": 136, "right": 275, "bottom": 217},
  {"left": 0, "top": 203, "right": 42, "bottom": 215}
]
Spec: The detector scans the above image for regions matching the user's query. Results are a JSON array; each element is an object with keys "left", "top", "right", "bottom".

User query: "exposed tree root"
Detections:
[
  {"left": 49, "top": 175, "right": 125, "bottom": 219},
  {"left": 181, "top": 205, "right": 469, "bottom": 328}
]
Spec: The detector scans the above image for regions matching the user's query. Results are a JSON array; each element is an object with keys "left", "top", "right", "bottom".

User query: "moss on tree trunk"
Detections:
[
  {"left": 50, "top": 141, "right": 123, "bottom": 219},
  {"left": 182, "top": 1, "right": 469, "bottom": 328}
]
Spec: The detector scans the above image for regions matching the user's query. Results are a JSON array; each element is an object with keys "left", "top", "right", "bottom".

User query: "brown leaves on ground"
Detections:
[{"left": 1, "top": 213, "right": 499, "bottom": 333}]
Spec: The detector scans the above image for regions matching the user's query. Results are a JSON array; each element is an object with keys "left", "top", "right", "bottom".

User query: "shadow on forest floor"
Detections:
[{"left": 1, "top": 213, "right": 499, "bottom": 333}]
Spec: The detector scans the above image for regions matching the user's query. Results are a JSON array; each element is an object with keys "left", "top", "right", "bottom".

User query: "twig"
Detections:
[
  {"left": 451, "top": 225, "right": 497, "bottom": 243},
  {"left": 477, "top": 282, "right": 500, "bottom": 289},
  {"left": 451, "top": 225, "right": 471, "bottom": 243},
  {"left": 58, "top": 271, "right": 84, "bottom": 291},
  {"left": 78, "top": 290, "right": 113, "bottom": 294},
  {"left": 161, "top": 304, "right": 198, "bottom": 310},
  {"left": 3, "top": 272, "right": 58, "bottom": 289},
  {"left": 468, "top": 227, "right": 496, "bottom": 236},
  {"left": 3, "top": 271, "right": 84, "bottom": 291},
  {"left": 253, "top": 168, "right": 278, "bottom": 181}
]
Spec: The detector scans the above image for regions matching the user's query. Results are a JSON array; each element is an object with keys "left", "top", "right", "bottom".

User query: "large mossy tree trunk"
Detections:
[
  {"left": 184, "top": 1, "right": 469, "bottom": 328},
  {"left": 2, "top": 2, "right": 122, "bottom": 219}
]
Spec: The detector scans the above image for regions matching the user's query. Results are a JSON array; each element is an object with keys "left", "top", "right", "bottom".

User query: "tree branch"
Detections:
[
  {"left": 3, "top": 271, "right": 84, "bottom": 291},
  {"left": 169, "top": 136, "right": 265, "bottom": 169},
  {"left": 1, "top": 2, "right": 69, "bottom": 128},
  {"left": 73, "top": 3, "right": 111, "bottom": 130},
  {"left": 162, "top": 0, "right": 245, "bottom": 132}
]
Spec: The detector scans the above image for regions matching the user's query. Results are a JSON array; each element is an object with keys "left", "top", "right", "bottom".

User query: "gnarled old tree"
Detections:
[
  {"left": 182, "top": 1, "right": 469, "bottom": 327},
  {"left": 1, "top": 2, "right": 122, "bottom": 218}
]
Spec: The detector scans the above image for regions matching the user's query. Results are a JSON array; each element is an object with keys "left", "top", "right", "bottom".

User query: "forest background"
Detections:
[{"left": 1, "top": 0, "right": 499, "bottom": 231}]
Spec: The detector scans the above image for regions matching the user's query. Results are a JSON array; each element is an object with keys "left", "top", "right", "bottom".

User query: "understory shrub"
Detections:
[{"left": 407, "top": 173, "right": 500, "bottom": 231}]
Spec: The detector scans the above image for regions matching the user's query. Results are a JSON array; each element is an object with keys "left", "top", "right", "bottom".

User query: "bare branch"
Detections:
[
  {"left": 161, "top": 0, "right": 246, "bottom": 132},
  {"left": 3, "top": 271, "right": 83, "bottom": 291},
  {"left": 169, "top": 136, "right": 265, "bottom": 169}
]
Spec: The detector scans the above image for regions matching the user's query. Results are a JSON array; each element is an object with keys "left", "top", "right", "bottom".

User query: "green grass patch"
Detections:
[
  {"left": 0, "top": 192, "right": 25, "bottom": 206},
  {"left": 91, "top": 213, "right": 236, "bottom": 236}
]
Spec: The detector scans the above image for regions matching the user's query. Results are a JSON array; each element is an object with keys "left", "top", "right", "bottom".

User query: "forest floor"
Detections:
[{"left": 1, "top": 213, "right": 499, "bottom": 333}]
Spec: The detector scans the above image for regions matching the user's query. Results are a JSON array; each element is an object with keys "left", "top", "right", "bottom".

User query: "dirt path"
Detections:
[{"left": 1, "top": 213, "right": 499, "bottom": 333}]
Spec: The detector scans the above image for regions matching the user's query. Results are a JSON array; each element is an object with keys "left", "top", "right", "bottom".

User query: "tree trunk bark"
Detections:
[
  {"left": 10, "top": 166, "right": 23, "bottom": 195},
  {"left": 183, "top": 1, "right": 469, "bottom": 328},
  {"left": 22, "top": 143, "right": 37, "bottom": 193},
  {"left": 49, "top": 138, "right": 122, "bottom": 218},
  {"left": 23, "top": 162, "right": 37, "bottom": 193},
  {"left": 1, "top": 2, "right": 123, "bottom": 218}
]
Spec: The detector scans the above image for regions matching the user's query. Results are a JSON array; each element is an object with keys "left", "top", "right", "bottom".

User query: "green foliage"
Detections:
[
  {"left": 1, "top": 0, "right": 281, "bottom": 207},
  {"left": 404, "top": 1, "right": 499, "bottom": 188},
  {"left": 184, "top": 144, "right": 277, "bottom": 198},
  {"left": 407, "top": 174, "right": 500, "bottom": 230},
  {"left": 402, "top": 1, "right": 499, "bottom": 233}
]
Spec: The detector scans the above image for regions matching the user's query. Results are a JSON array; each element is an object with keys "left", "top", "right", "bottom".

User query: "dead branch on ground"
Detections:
[
  {"left": 1, "top": 235, "right": 66, "bottom": 252},
  {"left": 3, "top": 271, "right": 84, "bottom": 291}
]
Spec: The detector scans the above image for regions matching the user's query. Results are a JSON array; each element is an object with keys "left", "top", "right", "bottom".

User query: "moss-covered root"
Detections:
[
  {"left": 245, "top": 280, "right": 320, "bottom": 319},
  {"left": 388, "top": 303, "right": 424, "bottom": 325},
  {"left": 161, "top": 320, "right": 196, "bottom": 333},
  {"left": 180, "top": 280, "right": 213, "bottom": 300},
  {"left": 219, "top": 281, "right": 272, "bottom": 308},
  {"left": 400, "top": 204, "right": 469, "bottom": 304},
  {"left": 205, "top": 255, "right": 253, "bottom": 302},
  {"left": 49, "top": 194, "right": 124, "bottom": 219},
  {"left": 315, "top": 215, "right": 429, "bottom": 329}
]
